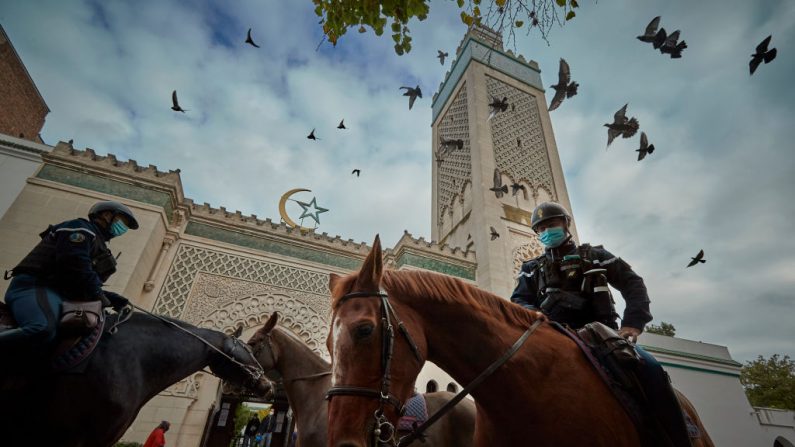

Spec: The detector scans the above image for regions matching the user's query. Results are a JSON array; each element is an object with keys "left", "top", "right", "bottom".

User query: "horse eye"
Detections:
[{"left": 354, "top": 324, "right": 374, "bottom": 340}]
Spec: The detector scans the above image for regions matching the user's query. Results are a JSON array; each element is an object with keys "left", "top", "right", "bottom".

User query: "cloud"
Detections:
[{"left": 2, "top": 0, "right": 793, "bottom": 362}]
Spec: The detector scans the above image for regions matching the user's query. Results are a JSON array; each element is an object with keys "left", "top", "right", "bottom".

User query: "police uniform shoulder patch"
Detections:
[{"left": 69, "top": 232, "right": 86, "bottom": 243}]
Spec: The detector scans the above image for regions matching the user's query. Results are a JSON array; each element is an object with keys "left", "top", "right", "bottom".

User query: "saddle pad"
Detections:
[
  {"left": 398, "top": 393, "right": 429, "bottom": 431},
  {"left": 51, "top": 315, "right": 108, "bottom": 373}
]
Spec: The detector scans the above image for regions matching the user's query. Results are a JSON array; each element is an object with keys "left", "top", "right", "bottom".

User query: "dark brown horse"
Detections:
[
  {"left": 247, "top": 312, "right": 475, "bottom": 447},
  {"left": 0, "top": 311, "right": 270, "bottom": 447},
  {"left": 325, "top": 235, "right": 713, "bottom": 447}
]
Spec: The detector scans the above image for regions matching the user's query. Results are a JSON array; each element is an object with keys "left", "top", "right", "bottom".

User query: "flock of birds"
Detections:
[{"left": 164, "top": 21, "right": 779, "bottom": 269}]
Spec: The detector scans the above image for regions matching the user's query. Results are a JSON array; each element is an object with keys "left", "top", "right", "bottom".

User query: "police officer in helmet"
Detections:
[
  {"left": 0, "top": 200, "right": 138, "bottom": 349},
  {"left": 511, "top": 201, "right": 651, "bottom": 341}
]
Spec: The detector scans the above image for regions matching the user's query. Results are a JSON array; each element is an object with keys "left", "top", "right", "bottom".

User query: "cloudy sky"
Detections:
[{"left": 2, "top": 0, "right": 793, "bottom": 362}]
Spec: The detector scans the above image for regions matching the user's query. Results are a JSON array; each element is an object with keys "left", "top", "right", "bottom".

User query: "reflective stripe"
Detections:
[
  {"left": 560, "top": 264, "right": 580, "bottom": 271},
  {"left": 595, "top": 257, "right": 618, "bottom": 266},
  {"left": 54, "top": 227, "right": 96, "bottom": 237},
  {"left": 594, "top": 286, "right": 610, "bottom": 293},
  {"left": 517, "top": 271, "right": 535, "bottom": 279}
]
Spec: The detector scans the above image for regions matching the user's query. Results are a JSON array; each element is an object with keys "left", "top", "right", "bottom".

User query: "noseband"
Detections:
[{"left": 326, "top": 290, "right": 424, "bottom": 445}]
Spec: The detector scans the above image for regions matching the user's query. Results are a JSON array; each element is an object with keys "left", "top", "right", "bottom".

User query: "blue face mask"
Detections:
[
  {"left": 109, "top": 219, "right": 129, "bottom": 237},
  {"left": 539, "top": 227, "right": 567, "bottom": 248}
]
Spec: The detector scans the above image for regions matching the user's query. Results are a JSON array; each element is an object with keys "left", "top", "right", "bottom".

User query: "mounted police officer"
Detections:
[
  {"left": 0, "top": 200, "right": 138, "bottom": 349},
  {"left": 512, "top": 201, "right": 691, "bottom": 446},
  {"left": 511, "top": 201, "right": 651, "bottom": 340}
]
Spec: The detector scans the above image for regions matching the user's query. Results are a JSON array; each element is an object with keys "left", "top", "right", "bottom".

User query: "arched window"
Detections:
[
  {"left": 425, "top": 380, "right": 438, "bottom": 393},
  {"left": 775, "top": 436, "right": 795, "bottom": 447},
  {"left": 446, "top": 383, "right": 458, "bottom": 393}
]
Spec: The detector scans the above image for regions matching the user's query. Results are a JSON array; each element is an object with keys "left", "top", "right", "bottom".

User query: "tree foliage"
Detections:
[
  {"left": 646, "top": 321, "right": 676, "bottom": 337},
  {"left": 312, "top": 0, "right": 582, "bottom": 55},
  {"left": 740, "top": 354, "right": 795, "bottom": 410}
]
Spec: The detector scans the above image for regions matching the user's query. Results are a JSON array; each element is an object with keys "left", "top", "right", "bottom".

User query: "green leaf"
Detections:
[
  {"left": 496, "top": 0, "right": 506, "bottom": 6},
  {"left": 556, "top": 0, "right": 566, "bottom": 6},
  {"left": 391, "top": 22, "right": 401, "bottom": 32},
  {"left": 473, "top": 6, "right": 480, "bottom": 17},
  {"left": 457, "top": 0, "right": 464, "bottom": 7},
  {"left": 566, "top": 10, "right": 576, "bottom": 20},
  {"left": 392, "top": 33, "right": 401, "bottom": 43},
  {"left": 571, "top": 0, "right": 579, "bottom": 7},
  {"left": 514, "top": 20, "right": 524, "bottom": 27},
  {"left": 358, "top": 25, "right": 366, "bottom": 33}
]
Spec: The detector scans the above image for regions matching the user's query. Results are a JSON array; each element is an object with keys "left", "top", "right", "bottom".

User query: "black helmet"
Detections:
[
  {"left": 530, "top": 201, "right": 570, "bottom": 231},
  {"left": 88, "top": 201, "right": 139, "bottom": 229}
]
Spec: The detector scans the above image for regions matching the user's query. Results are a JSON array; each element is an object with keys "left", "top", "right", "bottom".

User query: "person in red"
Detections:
[{"left": 143, "top": 421, "right": 170, "bottom": 447}]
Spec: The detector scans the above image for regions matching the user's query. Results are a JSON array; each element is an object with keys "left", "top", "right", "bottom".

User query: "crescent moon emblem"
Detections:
[{"left": 278, "top": 188, "right": 314, "bottom": 231}]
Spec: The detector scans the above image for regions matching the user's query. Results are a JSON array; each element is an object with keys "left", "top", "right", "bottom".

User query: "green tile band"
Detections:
[
  {"left": 395, "top": 251, "right": 476, "bottom": 280},
  {"left": 36, "top": 164, "right": 175, "bottom": 222}
]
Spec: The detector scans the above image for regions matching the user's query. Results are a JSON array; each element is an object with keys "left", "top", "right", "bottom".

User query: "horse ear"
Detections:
[
  {"left": 232, "top": 325, "right": 243, "bottom": 338},
  {"left": 329, "top": 273, "right": 342, "bottom": 294},
  {"left": 358, "top": 234, "right": 383, "bottom": 290},
  {"left": 262, "top": 312, "right": 279, "bottom": 334}
]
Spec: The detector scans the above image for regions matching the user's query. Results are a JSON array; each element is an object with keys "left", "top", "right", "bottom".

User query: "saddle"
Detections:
[
  {"left": 0, "top": 301, "right": 112, "bottom": 373},
  {"left": 552, "top": 322, "right": 697, "bottom": 447}
]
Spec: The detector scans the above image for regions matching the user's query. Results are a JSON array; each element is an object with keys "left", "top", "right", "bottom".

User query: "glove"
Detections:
[
  {"left": 102, "top": 290, "right": 130, "bottom": 311},
  {"left": 97, "top": 292, "right": 112, "bottom": 308}
]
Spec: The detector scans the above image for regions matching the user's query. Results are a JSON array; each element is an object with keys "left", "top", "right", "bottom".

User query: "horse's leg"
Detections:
[{"left": 674, "top": 389, "right": 715, "bottom": 447}]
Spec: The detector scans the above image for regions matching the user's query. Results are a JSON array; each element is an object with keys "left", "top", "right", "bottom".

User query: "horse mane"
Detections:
[{"left": 332, "top": 269, "right": 544, "bottom": 329}]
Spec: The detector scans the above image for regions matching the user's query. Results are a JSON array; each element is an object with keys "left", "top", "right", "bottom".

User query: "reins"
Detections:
[
  {"left": 326, "top": 288, "right": 545, "bottom": 447},
  {"left": 124, "top": 303, "right": 265, "bottom": 387}
]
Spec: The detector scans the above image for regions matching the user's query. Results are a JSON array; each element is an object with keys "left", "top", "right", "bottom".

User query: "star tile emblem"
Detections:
[{"left": 296, "top": 197, "right": 329, "bottom": 225}]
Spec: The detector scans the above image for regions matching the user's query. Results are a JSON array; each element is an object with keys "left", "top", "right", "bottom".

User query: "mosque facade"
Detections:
[{"left": 0, "top": 24, "right": 792, "bottom": 447}]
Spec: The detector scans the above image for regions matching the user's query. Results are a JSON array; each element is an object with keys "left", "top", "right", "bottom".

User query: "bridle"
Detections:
[
  {"left": 325, "top": 289, "right": 424, "bottom": 446},
  {"left": 325, "top": 288, "right": 545, "bottom": 447},
  {"left": 250, "top": 332, "right": 333, "bottom": 384}
]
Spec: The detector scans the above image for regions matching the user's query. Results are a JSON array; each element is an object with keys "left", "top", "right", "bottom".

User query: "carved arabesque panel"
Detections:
[
  {"left": 510, "top": 232, "right": 544, "bottom": 278},
  {"left": 437, "top": 83, "right": 472, "bottom": 227},
  {"left": 154, "top": 244, "right": 328, "bottom": 318},
  {"left": 162, "top": 372, "right": 205, "bottom": 399},
  {"left": 487, "top": 76, "right": 556, "bottom": 200}
]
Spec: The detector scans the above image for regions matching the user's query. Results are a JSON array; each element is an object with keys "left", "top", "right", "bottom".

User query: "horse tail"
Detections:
[{"left": 674, "top": 388, "right": 715, "bottom": 447}]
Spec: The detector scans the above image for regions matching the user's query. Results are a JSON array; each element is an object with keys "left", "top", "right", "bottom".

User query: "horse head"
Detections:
[
  {"left": 326, "top": 235, "right": 427, "bottom": 447},
  {"left": 209, "top": 325, "right": 273, "bottom": 398},
  {"left": 247, "top": 312, "right": 281, "bottom": 382}
]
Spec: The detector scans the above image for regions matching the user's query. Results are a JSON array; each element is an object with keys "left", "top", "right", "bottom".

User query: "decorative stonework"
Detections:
[
  {"left": 487, "top": 76, "right": 556, "bottom": 200},
  {"left": 153, "top": 244, "right": 329, "bottom": 318},
  {"left": 437, "top": 83, "right": 472, "bottom": 227},
  {"left": 510, "top": 231, "right": 544, "bottom": 277},
  {"left": 197, "top": 286, "right": 329, "bottom": 359},
  {"left": 161, "top": 372, "right": 205, "bottom": 399}
]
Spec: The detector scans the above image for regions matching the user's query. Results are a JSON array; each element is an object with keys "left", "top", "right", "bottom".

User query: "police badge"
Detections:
[{"left": 69, "top": 232, "right": 86, "bottom": 243}]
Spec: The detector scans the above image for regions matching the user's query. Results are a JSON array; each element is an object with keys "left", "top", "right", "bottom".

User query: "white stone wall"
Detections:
[{"left": 0, "top": 133, "right": 48, "bottom": 220}]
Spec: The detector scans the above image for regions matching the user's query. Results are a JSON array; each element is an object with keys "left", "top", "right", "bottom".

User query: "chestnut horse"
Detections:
[
  {"left": 326, "top": 236, "right": 713, "bottom": 447},
  {"left": 246, "top": 312, "right": 476, "bottom": 447}
]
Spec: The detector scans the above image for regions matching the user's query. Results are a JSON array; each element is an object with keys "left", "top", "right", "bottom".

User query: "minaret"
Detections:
[{"left": 431, "top": 25, "right": 578, "bottom": 298}]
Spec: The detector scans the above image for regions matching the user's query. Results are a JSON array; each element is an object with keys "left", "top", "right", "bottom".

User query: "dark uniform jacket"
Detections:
[
  {"left": 511, "top": 238, "right": 652, "bottom": 330},
  {"left": 13, "top": 218, "right": 116, "bottom": 301}
]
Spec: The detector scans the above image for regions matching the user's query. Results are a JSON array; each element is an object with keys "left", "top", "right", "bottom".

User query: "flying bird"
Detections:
[
  {"left": 489, "top": 226, "right": 500, "bottom": 241},
  {"left": 400, "top": 85, "right": 422, "bottom": 110},
  {"left": 440, "top": 137, "right": 464, "bottom": 152},
  {"left": 307, "top": 129, "right": 320, "bottom": 140},
  {"left": 687, "top": 249, "right": 706, "bottom": 268},
  {"left": 437, "top": 50, "right": 448, "bottom": 65},
  {"left": 660, "top": 30, "right": 687, "bottom": 58},
  {"left": 636, "top": 132, "right": 655, "bottom": 161},
  {"left": 351, "top": 169, "right": 360, "bottom": 177},
  {"left": 337, "top": 119, "right": 346, "bottom": 129},
  {"left": 548, "top": 58, "right": 579, "bottom": 111},
  {"left": 488, "top": 96, "right": 509, "bottom": 120},
  {"left": 510, "top": 182, "right": 527, "bottom": 196},
  {"left": 604, "top": 104, "right": 639, "bottom": 148},
  {"left": 489, "top": 168, "right": 508, "bottom": 198},
  {"left": 245, "top": 28, "right": 260, "bottom": 48},
  {"left": 652, "top": 27, "right": 668, "bottom": 49},
  {"left": 750, "top": 35, "right": 777, "bottom": 75},
  {"left": 171, "top": 90, "right": 188, "bottom": 113},
  {"left": 637, "top": 16, "right": 662, "bottom": 43}
]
